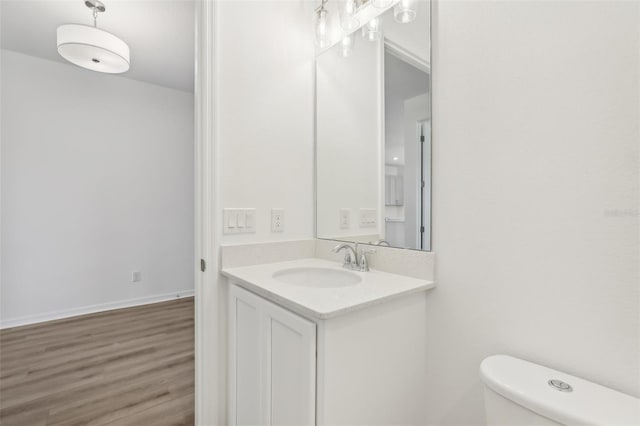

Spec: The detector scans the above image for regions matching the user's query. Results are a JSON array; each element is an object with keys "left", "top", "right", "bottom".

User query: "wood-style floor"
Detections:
[{"left": 0, "top": 297, "right": 194, "bottom": 426}]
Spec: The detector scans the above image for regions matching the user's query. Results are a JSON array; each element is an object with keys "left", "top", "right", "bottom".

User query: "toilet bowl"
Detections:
[{"left": 480, "top": 355, "right": 640, "bottom": 426}]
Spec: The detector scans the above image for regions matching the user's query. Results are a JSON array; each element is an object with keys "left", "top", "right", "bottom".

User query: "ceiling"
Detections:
[
  {"left": 1, "top": 0, "right": 195, "bottom": 92},
  {"left": 385, "top": 51, "right": 429, "bottom": 105}
]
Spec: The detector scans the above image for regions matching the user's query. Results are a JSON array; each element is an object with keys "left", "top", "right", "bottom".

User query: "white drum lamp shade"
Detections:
[{"left": 57, "top": 24, "right": 130, "bottom": 73}]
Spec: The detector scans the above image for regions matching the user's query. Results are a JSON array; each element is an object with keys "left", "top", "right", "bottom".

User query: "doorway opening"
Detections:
[{"left": 0, "top": 1, "right": 198, "bottom": 423}]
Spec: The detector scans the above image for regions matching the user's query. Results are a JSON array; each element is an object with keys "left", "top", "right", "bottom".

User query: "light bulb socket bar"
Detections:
[
  {"left": 343, "top": 0, "right": 377, "bottom": 16},
  {"left": 315, "top": 0, "right": 328, "bottom": 13}
]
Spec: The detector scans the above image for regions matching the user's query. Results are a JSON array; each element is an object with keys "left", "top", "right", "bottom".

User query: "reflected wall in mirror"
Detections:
[{"left": 316, "top": 0, "right": 431, "bottom": 251}]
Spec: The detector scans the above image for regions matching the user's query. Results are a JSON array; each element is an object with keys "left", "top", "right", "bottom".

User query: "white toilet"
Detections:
[{"left": 480, "top": 355, "right": 640, "bottom": 425}]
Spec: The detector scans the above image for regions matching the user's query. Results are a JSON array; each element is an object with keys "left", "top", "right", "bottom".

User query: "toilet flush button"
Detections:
[{"left": 548, "top": 379, "right": 573, "bottom": 392}]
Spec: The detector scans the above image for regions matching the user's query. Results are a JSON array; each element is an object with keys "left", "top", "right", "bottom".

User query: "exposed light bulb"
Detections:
[
  {"left": 393, "top": 156, "right": 399, "bottom": 161},
  {"left": 394, "top": 0, "right": 418, "bottom": 23},
  {"left": 340, "top": 0, "right": 360, "bottom": 31},
  {"left": 315, "top": 7, "right": 330, "bottom": 49},
  {"left": 362, "top": 17, "right": 382, "bottom": 42},
  {"left": 341, "top": 33, "right": 356, "bottom": 57}
]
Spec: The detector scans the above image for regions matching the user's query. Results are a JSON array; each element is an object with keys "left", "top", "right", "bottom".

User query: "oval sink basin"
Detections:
[{"left": 272, "top": 267, "right": 361, "bottom": 288}]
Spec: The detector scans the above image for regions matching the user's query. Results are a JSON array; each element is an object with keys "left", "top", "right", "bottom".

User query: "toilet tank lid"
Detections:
[{"left": 480, "top": 355, "right": 640, "bottom": 426}]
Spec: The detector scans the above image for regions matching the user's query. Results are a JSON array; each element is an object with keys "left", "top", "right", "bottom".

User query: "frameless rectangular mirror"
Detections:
[{"left": 316, "top": 0, "right": 431, "bottom": 251}]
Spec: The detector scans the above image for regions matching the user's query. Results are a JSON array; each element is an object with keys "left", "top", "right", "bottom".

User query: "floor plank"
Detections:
[{"left": 0, "top": 298, "right": 194, "bottom": 426}]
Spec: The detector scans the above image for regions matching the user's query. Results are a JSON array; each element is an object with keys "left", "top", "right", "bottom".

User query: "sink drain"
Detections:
[{"left": 548, "top": 379, "right": 573, "bottom": 392}]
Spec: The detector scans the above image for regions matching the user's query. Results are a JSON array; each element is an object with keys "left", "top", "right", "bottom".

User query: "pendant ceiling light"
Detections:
[{"left": 57, "top": 1, "right": 130, "bottom": 74}]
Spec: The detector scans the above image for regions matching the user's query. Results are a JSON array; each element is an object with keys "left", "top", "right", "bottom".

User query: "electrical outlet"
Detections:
[
  {"left": 339, "top": 208, "right": 351, "bottom": 229},
  {"left": 271, "top": 208, "right": 284, "bottom": 232},
  {"left": 132, "top": 271, "right": 141, "bottom": 282}
]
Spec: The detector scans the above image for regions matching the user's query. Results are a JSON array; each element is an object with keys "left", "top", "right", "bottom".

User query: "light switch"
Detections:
[
  {"left": 245, "top": 209, "right": 255, "bottom": 229},
  {"left": 237, "top": 211, "right": 246, "bottom": 228},
  {"left": 226, "top": 210, "right": 236, "bottom": 228}
]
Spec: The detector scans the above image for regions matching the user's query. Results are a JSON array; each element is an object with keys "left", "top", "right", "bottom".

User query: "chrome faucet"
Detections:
[
  {"left": 370, "top": 239, "right": 390, "bottom": 247},
  {"left": 332, "top": 243, "right": 375, "bottom": 272},
  {"left": 332, "top": 242, "right": 358, "bottom": 269}
]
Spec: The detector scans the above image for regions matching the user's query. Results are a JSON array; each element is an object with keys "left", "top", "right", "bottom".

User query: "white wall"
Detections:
[
  {"left": 429, "top": 1, "right": 639, "bottom": 424},
  {"left": 382, "top": 0, "right": 430, "bottom": 65},
  {"left": 216, "top": 1, "right": 315, "bottom": 244},
  {"left": 385, "top": 92, "right": 405, "bottom": 164},
  {"left": 214, "top": 2, "right": 316, "bottom": 422},
  {"left": 316, "top": 36, "right": 381, "bottom": 240},
  {"left": 210, "top": 1, "right": 639, "bottom": 424},
  {"left": 1, "top": 49, "right": 194, "bottom": 327}
]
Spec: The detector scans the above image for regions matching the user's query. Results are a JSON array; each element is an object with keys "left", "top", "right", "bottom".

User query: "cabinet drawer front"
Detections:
[{"left": 229, "top": 284, "right": 316, "bottom": 426}]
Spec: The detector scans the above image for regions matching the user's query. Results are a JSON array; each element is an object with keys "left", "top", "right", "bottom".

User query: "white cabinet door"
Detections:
[
  {"left": 231, "top": 289, "right": 262, "bottom": 426},
  {"left": 229, "top": 284, "right": 316, "bottom": 426}
]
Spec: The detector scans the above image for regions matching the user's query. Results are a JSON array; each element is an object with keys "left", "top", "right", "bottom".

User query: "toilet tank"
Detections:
[{"left": 480, "top": 355, "right": 640, "bottom": 426}]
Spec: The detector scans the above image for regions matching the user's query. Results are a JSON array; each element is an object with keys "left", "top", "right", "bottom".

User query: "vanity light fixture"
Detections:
[
  {"left": 317, "top": 0, "right": 417, "bottom": 51},
  {"left": 57, "top": 0, "right": 130, "bottom": 74},
  {"left": 393, "top": 156, "right": 399, "bottom": 161},
  {"left": 393, "top": 0, "right": 418, "bottom": 23},
  {"left": 362, "top": 17, "right": 382, "bottom": 41},
  {"left": 315, "top": 0, "right": 330, "bottom": 49},
  {"left": 371, "top": 0, "right": 394, "bottom": 8},
  {"left": 340, "top": 0, "right": 360, "bottom": 31}
]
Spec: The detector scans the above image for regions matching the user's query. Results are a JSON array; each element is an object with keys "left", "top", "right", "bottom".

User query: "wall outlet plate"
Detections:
[
  {"left": 132, "top": 271, "right": 141, "bottom": 282},
  {"left": 271, "top": 208, "right": 284, "bottom": 232},
  {"left": 339, "top": 208, "right": 351, "bottom": 229}
]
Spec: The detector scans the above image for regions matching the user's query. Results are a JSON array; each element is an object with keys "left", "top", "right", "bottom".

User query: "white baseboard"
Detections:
[{"left": 0, "top": 289, "right": 195, "bottom": 330}]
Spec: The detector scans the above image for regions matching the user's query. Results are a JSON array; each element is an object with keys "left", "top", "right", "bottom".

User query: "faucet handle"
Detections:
[{"left": 359, "top": 248, "right": 376, "bottom": 272}]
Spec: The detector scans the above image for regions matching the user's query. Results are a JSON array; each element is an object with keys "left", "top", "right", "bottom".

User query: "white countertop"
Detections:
[{"left": 221, "top": 258, "right": 436, "bottom": 320}]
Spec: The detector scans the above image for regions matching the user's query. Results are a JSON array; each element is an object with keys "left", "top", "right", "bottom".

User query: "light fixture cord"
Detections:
[
  {"left": 317, "top": 0, "right": 328, "bottom": 12},
  {"left": 93, "top": 7, "right": 98, "bottom": 27}
]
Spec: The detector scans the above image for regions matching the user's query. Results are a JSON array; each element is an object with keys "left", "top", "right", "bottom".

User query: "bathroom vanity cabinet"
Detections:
[
  {"left": 228, "top": 282, "right": 429, "bottom": 426},
  {"left": 229, "top": 284, "right": 316, "bottom": 426}
]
